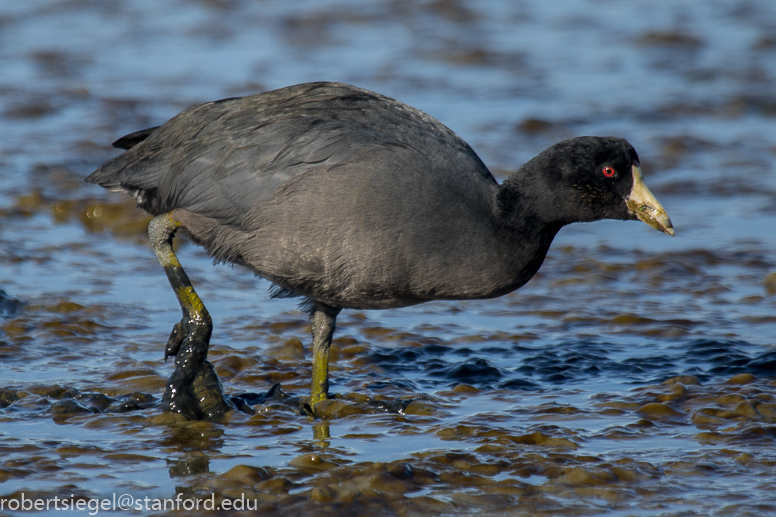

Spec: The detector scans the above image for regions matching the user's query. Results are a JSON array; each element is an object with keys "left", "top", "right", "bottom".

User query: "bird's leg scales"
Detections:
[
  {"left": 148, "top": 214, "right": 233, "bottom": 421},
  {"left": 309, "top": 304, "right": 341, "bottom": 410}
]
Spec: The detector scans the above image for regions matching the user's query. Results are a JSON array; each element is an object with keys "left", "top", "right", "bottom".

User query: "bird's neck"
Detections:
[
  {"left": 496, "top": 164, "right": 567, "bottom": 239},
  {"left": 488, "top": 166, "right": 566, "bottom": 293}
]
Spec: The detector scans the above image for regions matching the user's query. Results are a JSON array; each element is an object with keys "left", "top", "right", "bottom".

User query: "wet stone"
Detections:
[
  {"left": 74, "top": 392, "right": 113, "bottom": 411},
  {"left": 402, "top": 400, "right": 436, "bottom": 416},
  {"left": 337, "top": 392, "right": 371, "bottom": 404},
  {"left": 364, "top": 397, "right": 412, "bottom": 414},
  {"left": 55, "top": 445, "right": 103, "bottom": 458},
  {"left": 717, "top": 394, "right": 747, "bottom": 405},
  {"left": 451, "top": 383, "right": 480, "bottom": 393},
  {"left": 663, "top": 375, "right": 700, "bottom": 386},
  {"left": 610, "top": 466, "right": 648, "bottom": 483},
  {"left": 656, "top": 383, "right": 688, "bottom": 402},
  {"left": 124, "top": 392, "right": 156, "bottom": 406},
  {"left": 735, "top": 453, "right": 754, "bottom": 464},
  {"left": 558, "top": 467, "right": 616, "bottom": 487},
  {"left": 2, "top": 320, "right": 29, "bottom": 337},
  {"left": 105, "top": 368, "right": 161, "bottom": 381},
  {"left": 726, "top": 373, "right": 756, "bottom": 385},
  {"left": 0, "top": 388, "right": 19, "bottom": 408},
  {"left": 34, "top": 386, "right": 80, "bottom": 400},
  {"left": 266, "top": 338, "right": 307, "bottom": 360},
  {"left": 755, "top": 402, "right": 776, "bottom": 419},
  {"left": 436, "top": 425, "right": 477, "bottom": 440},
  {"left": 288, "top": 454, "right": 339, "bottom": 473},
  {"left": 337, "top": 344, "right": 369, "bottom": 358},
  {"left": 257, "top": 477, "right": 295, "bottom": 495},
  {"left": 438, "top": 471, "right": 494, "bottom": 487},
  {"left": 665, "top": 461, "right": 717, "bottom": 476},
  {"left": 536, "top": 403, "right": 581, "bottom": 416},
  {"left": 112, "top": 400, "right": 141, "bottom": 413},
  {"left": 385, "top": 461, "right": 414, "bottom": 480},
  {"left": 309, "top": 485, "right": 338, "bottom": 503},
  {"left": 637, "top": 402, "right": 684, "bottom": 419},
  {"left": 362, "top": 326, "right": 395, "bottom": 338},
  {"left": 49, "top": 399, "right": 93, "bottom": 417},
  {"left": 691, "top": 411, "right": 727, "bottom": 426},
  {"left": 597, "top": 401, "right": 642, "bottom": 411},
  {"left": 484, "top": 483, "right": 529, "bottom": 497},
  {"left": 314, "top": 399, "right": 371, "bottom": 419},
  {"left": 146, "top": 412, "right": 189, "bottom": 425},
  {"left": 449, "top": 492, "right": 511, "bottom": 510},
  {"left": 407, "top": 496, "right": 452, "bottom": 513},
  {"left": 0, "top": 468, "right": 34, "bottom": 482},
  {"left": 215, "top": 355, "right": 260, "bottom": 376},
  {"left": 168, "top": 455, "right": 210, "bottom": 478},
  {"left": 467, "top": 462, "right": 509, "bottom": 477},
  {"left": 573, "top": 486, "right": 628, "bottom": 503},
  {"left": 114, "top": 374, "right": 167, "bottom": 392},
  {"left": 506, "top": 431, "right": 578, "bottom": 448},
  {"left": 733, "top": 401, "right": 759, "bottom": 419},
  {"left": 218, "top": 465, "right": 271, "bottom": 485},
  {"left": 347, "top": 471, "right": 416, "bottom": 496}
]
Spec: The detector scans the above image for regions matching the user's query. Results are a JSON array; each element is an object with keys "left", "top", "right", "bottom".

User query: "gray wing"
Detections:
[{"left": 86, "top": 82, "right": 497, "bottom": 228}]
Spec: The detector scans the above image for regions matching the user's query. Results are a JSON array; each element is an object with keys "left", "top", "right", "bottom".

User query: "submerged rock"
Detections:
[
  {"left": 0, "top": 388, "right": 19, "bottom": 408},
  {"left": 49, "top": 399, "right": 93, "bottom": 418}
]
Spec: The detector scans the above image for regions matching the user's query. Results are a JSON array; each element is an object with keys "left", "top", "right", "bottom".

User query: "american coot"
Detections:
[{"left": 87, "top": 82, "right": 673, "bottom": 420}]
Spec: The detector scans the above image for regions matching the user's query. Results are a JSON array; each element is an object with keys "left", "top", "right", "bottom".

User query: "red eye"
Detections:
[{"left": 602, "top": 166, "right": 616, "bottom": 178}]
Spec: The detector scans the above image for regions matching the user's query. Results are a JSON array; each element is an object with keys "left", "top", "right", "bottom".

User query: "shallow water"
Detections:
[{"left": 1, "top": 0, "right": 776, "bottom": 515}]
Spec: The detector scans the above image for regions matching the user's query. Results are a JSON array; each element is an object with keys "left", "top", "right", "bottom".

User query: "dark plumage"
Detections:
[{"left": 87, "top": 82, "right": 673, "bottom": 419}]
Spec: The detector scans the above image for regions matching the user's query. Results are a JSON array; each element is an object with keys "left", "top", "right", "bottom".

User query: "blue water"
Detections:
[{"left": 1, "top": 1, "right": 775, "bottom": 515}]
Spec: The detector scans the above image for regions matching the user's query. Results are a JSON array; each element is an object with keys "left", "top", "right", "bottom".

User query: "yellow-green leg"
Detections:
[
  {"left": 148, "top": 213, "right": 232, "bottom": 421},
  {"left": 309, "top": 304, "right": 341, "bottom": 408}
]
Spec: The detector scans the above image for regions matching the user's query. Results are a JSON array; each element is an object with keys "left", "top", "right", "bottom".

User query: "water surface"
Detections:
[{"left": 1, "top": 1, "right": 775, "bottom": 515}]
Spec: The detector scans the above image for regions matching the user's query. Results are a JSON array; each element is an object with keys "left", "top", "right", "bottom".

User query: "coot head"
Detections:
[{"left": 500, "top": 136, "right": 673, "bottom": 236}]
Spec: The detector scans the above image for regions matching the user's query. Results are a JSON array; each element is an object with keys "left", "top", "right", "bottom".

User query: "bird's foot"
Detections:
[
  {"left": 232, "top": 386, "right": 432, "bottom": 420},
  {"left": 164, "top": 317, "right": 209, "bottom": 360},
  {"left": 231, "top": 383, "right": 313, "bottom": 417},
  {"left": 162, "top": 359, "right": 234, "bottom": 421},
  {"left": 161, "top": 316, "right": 234, "bottom": 421}
]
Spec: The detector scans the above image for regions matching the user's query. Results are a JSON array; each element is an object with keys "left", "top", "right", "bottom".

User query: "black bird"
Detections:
[{"left": 87, "top": 82, "right": 673, "bottom": 420}]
